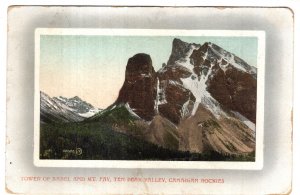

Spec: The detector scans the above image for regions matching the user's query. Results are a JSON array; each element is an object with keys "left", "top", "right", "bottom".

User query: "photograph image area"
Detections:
[{"left": 36, "top": 29, "right": 262, "bottom": 162}]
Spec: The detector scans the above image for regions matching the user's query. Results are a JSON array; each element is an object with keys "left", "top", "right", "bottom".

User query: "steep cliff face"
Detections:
[
  {"left": 190, "top": 42, "right": 257, "bottom": 123},
  {"left": 156, "top": 39, "right": 199, "bottom": 124},
  {"left": 167, "top": 38, "right": 201, "bottom": 66},
  {"left": 115, "top": 53, "right": 157, "bottom": 121}
]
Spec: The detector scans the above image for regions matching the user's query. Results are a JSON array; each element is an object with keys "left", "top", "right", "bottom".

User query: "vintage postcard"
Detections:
[
  {"left": 34, "top": 28, "right": 265, "bottom": 169},
  {"left": 6, "top": 6, "right": 293, "bottom": 195}
]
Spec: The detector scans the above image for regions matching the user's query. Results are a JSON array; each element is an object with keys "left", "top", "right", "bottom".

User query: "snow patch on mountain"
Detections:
[
  {"left": 180, "top": 60, "right": 222, "bottom": 117},
  {"left": 232, "top": 111, "right": 256, "bottom": 132},
  {"left": 201, "top": 95, "right": 228, "bottom": 118},
  {"left": 187, "top": 44, "right": 200, "bottom": 58},
  {"left": 218, "top": 58, "right": 229, "bottom": 73},
  {"left": 227, "top": 54, "right": 247, "bottom": 72},
  {"left": 125, "top": 103, "right": 141, "bottom": 119},
  {"left": 53, "top": 95, "right": 100, "bottom": 118},
  {"left": 181, "top": 99, "right": 191, "bottom": 117},
  {"left": 169, "top": 80, "right": 182, "bottom": 86},
  {"left": 141, "top": 73, "right": 151, "bottom": 78},
  {"left": 177, "top": 54, "right": 228, "bottom": 118},
  {"left": 157, "top": 66, "right": 167, "bottom": 73},
  {"left": 78, "top": 108, "right": 102, "bottom": 118},
  {"left": 155, "top": 78, "right": 168, "bottom": 114},
  {"left": 174, "top": 45, "right": 199, "bottom": 72},
  {"left": 208, "top": 43, "right": 256, "bottom": 74}
]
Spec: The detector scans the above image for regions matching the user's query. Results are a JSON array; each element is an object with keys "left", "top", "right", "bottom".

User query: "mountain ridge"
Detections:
[{"left": 40, "top": 91, "right": 101, "bottom": 123}]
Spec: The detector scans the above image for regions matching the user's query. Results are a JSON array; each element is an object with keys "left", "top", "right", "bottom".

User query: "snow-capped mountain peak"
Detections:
[
  {"left": 155, "top": 38, "right": 257, "bottom": 124},
  {"left": 54, "top": 95, "right": 97, "bottom": 114},
  {"left": 200, "top": 42, "right": 257, "bottom": 75},
  {"left": 40, "top": 91, "right": 101, "bottom": 123}
]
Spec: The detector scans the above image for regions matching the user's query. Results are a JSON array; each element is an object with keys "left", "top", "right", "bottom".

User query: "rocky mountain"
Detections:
[
  {"left": 157, "top": 39, "right": 257, "bottom": 124},
  {"left": 53, "top": 95, "right": 101, "bottom": 118},
  {"left": 40, "top": 91, "right": 100, "bottom": 123},
  {"left": 91, "top": 38, "right": 257, "bottom": 155},
  {"left": 167, "top": 38, "right": 201, "bottom": 66},
  {"left": 115, "top": 53, "right": 157, "bottom": 121},
  {"left": 163, "top": 39, "right": 256, "bottom": 154}
]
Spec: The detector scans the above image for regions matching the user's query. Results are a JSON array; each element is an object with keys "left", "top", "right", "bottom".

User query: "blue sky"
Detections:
[{"left": 40, "top": 35, "right": 258, "bottom": 108}]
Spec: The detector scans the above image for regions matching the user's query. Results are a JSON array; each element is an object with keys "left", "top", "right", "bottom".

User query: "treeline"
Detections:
[{"left": 40, "top": 122, "right": 254, "bottom": 161}]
